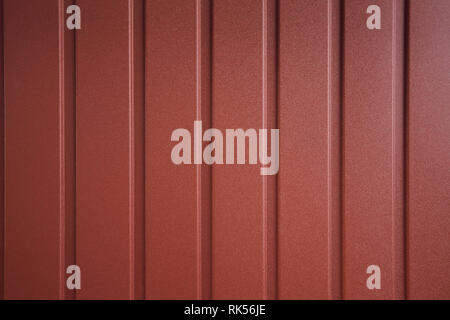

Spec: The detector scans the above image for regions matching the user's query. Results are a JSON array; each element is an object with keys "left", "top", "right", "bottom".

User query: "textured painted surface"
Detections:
[
  {"left": 342, "top": 0, "right": 405, "bottom": 300},
  {"left": 3, "top": 0, "right": 74, "bottom": 299},
  {"left": 278, "top": 0, "right": 340, "bottom": 300},
  {"left": 76, "top": 0, "right": 144, "bottom": 299},
  {"left": 212, "top": 0, "right": 268, "bottom": 299},
  {"left": 407, "top": 0, "right": 450, "bottom": 300},
  {"left": 145, "top": 0, "right": 210, "bottom": 300},
  {"left": 0, "top": 0, "right": 449, "bottom": 300}
]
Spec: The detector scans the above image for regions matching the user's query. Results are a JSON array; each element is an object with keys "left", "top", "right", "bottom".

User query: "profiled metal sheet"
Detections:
[
  {"left": 76, "top": 0, "right": 144, "bottom": 299},
  {"left": 211, "top": 0, "right": 275, "bottom": 299},
  {"left": 145, "top": 0, "right": 211, "bottom": 300},
  {"left": 0, "top": 0, "right": 448, "bottom": 301},
  {"left": 342, "top": 0, "right": 405, "bottom": 300},
  {"left": 407, "top": 0, "right": 450, "bottom": 300},
  {"left": 3, "top": 0, "right": 75, "bottom": 299},
  {"left": 278, "top": 0, "right": 341, "bottom": 300}
]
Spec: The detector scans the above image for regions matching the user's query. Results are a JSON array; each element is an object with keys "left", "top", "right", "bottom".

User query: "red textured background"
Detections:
[{"left": 0, "top": 0, "right": 449, "bottom": 300}]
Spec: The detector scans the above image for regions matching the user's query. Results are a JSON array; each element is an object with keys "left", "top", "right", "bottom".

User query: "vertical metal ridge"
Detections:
[
  {"left": 196, "top": 0, "right": 212, "bottom": 300},
  {"left": 68, "top": 0, "right": 76, "bottom": 301},
  {"left": 403, "top": 0, "right": 410, "bottom": 300},
  {"left": 339, "top": 0, "right": 346, "bottom": 300},
  {"left": 127, "top": 0, "right": 135, "bottom": 300},
  {"left": 195, "top": 0, "right": 202, "bottom": 300},
  {"left": 327, "top": 0, "right": 342, "bottom": 301},
  {"left": 262, "top": 0, "right": 277, "bottom": 300},
  {"left": 57, "top": 0, "right": 66, "bottom": 300},
  {"left": 59, "top": 0, "right": 76, "bottom": 300},
  {"left": 73, "top": 0, "right": 78, "bottom": 301},
  {"left": 262, "top": 0, "right": 268, "bottom": 300},
  {"left": 274, "top": 0, "right": 279, "bottom": 300},
  {"left": 129, "top": 0, "right": 145, "bottom": 300},
  {"left": 208, "top": 0, "right": 213, "bottom": 300},
  {"left": 391, "top": 0, "right": 406, "bottom": 300},
  {"left": 195, "top": 0, "right": 203, "bottom": 300},
  {"left": 139, "top": 0, "right": 146, "bottom": 301}
]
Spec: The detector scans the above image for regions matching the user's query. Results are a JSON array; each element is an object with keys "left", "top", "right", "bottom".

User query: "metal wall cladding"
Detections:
[{"left": 0, "top": 0, "right": 449, "bottom": 300}]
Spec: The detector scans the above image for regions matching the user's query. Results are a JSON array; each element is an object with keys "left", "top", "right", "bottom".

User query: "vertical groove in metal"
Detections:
[
  {"left": 339, "top": 0, "right": 346, "bottom": 300},
  {"left": 58, "top": 0, "right": 77, "bottom": 301},
  {"left": 404, "top": 0, "right": 410, "bottom": 300},
  {"left": 58, "top": 0, "right": 65, "bottom": 300},
  {"left": 142, "top": 0, "right": 147, "bottom": 300},
  {"left": 128, "top": 0, "right": 146, "bottom": 300},
  {"left": 139, "top": 0, "right": 146, "bottom": 301},
  {"left": 327, "top": 0, "right": 342, "bottom": 301},
  {"left": 195, "top": 0, "right": 202, "bottom": 300},
  {"left": 129, "top": 0, "right": 145, "bottom": 300},
  {"left": 61, "top": 0, "right": 77, "bottom": 301},
  {"left": 208, "top": 0, "right": 214, "bottom": 300},
  {"left": 391, "top": 0, "right": 406, "bottom": 300},
  {"left": 274, "top": 0, "right": 280, "bottom": 300},
  {"left": 262, "top": 0, "right": 277, "bottom": 300},
  {"left": 73, "top": 0, "right": 78, "bottom": 302},
  {"left": 128, "top": 0, "right": 136, "bottom": 300},
  {"left": 195, "top": 0, "right": 212, "bottom": 300},
  {"left": 262, "top": 0, "right": 268, "bottom": 300}
]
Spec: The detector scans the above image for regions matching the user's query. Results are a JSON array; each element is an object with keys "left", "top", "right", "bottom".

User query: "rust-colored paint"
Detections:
[
  {"left": 0, "top": 0, "right": 449, "bottom": 300},
  {"left": 76, "top": 0, "right": 144, "bottom": 300},
  {"left": 278, "top": 0, "right": 340, "bottom": 300},
  {"left": 407, "top": 0, "right": 450, "bottom": 300},
  {"left": 146, "top": 0, "right": 210, "bottom": 300},
  {"left": 211, "top": 0, "right": 276, "bottom": 300},
  {"left": 3, "top": 0, "right": 74, "bottom": 299},
  {"left": 342, "top": 0, "right": 405, "bottom": 300}
]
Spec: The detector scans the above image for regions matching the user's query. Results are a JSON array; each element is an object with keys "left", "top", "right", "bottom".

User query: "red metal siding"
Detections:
[
  {"left": 278, "top": 0, "right": 339, "bottom": 300},
  {"left": 407, "top": 0, "right": 450, "bottom": 299},
  {"left": 0, "top": 0, "right": 449, "bottom": 300},
  {"left": 212, "top": 0, "right": 265, "bottom": 300},
  {"left": 3, "top": 0, "right": 74, "bottom": 299},
  {"left": 342, "top": 0, "right": 405, "bottom": 300},
  {"left": 145, "top": 0, "right": 206, "bottom": 299},
  {"left": 76, "top": 0, "right": 144, "bottom": 299}
]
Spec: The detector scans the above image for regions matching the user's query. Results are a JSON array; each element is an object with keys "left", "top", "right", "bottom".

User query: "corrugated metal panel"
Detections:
[
  {"left": 0, "top": 0, "right": 449, "bottom": 300},
  {"left": 75, "top": 0, "right": 144, "bottom": 299},
  {"left": 343, "top": 0, "right": 405, "bottom": 300},
  {"left": 278, "top": 0, "right": 339, "bottom": 299},
  {"left": 146, "top": 0, "right": 207, "bottom": 299},
  {"left": 3, "top": 0, "right": 74, "bottom": 299},
  {"left": 212, "top": 0, "right": 269, "bottom": 299},
  {"left": 407, "top": 0, "right": 450, "bottom": 299}
]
